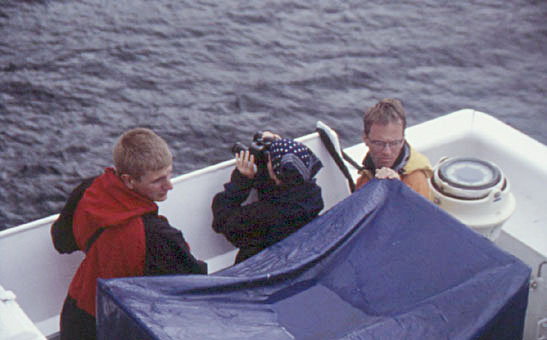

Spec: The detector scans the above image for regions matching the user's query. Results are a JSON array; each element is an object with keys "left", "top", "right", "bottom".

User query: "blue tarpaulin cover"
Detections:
[{"left": 97, "top": 180, "right": 530, "bottom": 340}]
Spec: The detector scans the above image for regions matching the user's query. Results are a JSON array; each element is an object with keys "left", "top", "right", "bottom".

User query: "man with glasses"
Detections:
[{"left": 356, "top": 98, "right": 433, "bottom": 199}]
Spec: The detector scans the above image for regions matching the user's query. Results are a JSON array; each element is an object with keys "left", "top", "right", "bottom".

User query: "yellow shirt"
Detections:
[{"left": 355, "top": 146, "right": 433, "bottom": 200}]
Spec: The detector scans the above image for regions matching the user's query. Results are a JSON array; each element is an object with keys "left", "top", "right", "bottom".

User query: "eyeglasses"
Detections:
[{"left": 369, "top": 139, "right": 404, "bottom": 149}]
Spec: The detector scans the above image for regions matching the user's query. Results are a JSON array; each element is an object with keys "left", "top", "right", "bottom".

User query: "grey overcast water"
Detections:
[{"left": 1, "top": 0, "right": 546, "bottom": 230}]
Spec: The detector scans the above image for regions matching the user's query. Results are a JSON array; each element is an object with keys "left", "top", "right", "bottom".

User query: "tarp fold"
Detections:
[{"left": 98, "top": 180, "right": 530, "bottom": 340}]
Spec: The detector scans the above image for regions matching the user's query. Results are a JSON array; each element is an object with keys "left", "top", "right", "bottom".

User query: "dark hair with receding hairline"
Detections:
[
  {"left": 363, "top": 98, "right": 407, "bottom": 136},
  {"left": 113, "top": 128, "right": 173, "bottom": 180}
]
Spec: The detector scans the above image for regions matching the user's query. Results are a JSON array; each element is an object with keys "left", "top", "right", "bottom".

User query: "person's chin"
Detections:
[
  {"left": 377, "top": 160, "right": 394, "bottom": 168},
  {"left": 155, "top": 193, "right": 168, "bottom": 202}
]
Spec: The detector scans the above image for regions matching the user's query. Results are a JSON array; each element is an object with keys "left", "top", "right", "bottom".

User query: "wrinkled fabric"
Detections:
[{"left": 97, "top": 180, "right": 530, "bottom": 340}]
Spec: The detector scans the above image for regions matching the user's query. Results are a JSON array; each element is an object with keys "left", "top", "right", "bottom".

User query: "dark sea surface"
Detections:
[{"left": 1, "top": 0, "right": 546, "bottom": 230}]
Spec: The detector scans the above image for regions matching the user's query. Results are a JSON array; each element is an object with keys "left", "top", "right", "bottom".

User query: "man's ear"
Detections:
[
  {"left": 362, "top": 132, "right": 373, "bottom": 149},
  {"left": 120, "top": 173, "right": 134, "bottom": 190}
]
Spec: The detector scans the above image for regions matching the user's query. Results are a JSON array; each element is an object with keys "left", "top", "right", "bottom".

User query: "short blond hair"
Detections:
[
  {"left": 363, "top": 98, "right": 407, "bottom": 136},
  {"left": 113, "top": 128, "right": 172, "bottom": 180}
]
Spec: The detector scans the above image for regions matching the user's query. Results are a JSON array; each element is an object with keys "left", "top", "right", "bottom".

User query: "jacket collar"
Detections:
[{"left": 362, "top": 141, "right": 410, "bottom": 175}]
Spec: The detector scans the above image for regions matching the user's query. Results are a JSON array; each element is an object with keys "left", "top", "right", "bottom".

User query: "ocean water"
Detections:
[{"left": 1, "top": 0, "right": 546, "bottom": 230}]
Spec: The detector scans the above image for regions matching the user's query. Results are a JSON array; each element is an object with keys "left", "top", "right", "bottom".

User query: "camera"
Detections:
[{"left": 231, "top": 131, "right": 273, "bottom": 168}]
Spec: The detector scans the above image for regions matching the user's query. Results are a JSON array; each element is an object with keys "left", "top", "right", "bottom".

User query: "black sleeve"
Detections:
[
  {"left": 211, "top": 169, "right": 254, "bottom": 235},
  {"left": 212, "top": 169, "right": 313, "bottom": 250},
  {"left": 143, "top": 213, "right": 207, "bottom": 276},
  {"left": 212, "top": 194, "right": 290, "bottom": 249}
]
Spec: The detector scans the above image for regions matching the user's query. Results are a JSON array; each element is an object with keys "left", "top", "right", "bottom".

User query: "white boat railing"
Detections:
[
  {"left": 1, "top": 109, "right": 546, "bottom": 339},
  {"left": 0, "top": 122, "right": 351, "bottom": 338}
]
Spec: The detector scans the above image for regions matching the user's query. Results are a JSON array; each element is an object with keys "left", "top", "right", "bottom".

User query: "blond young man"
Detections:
[
  {"left": 54, "top": 128, "right": 206, "bottom": 340},
  {"left": 356, "top": 99, "right": 433, "bottom": 199}
]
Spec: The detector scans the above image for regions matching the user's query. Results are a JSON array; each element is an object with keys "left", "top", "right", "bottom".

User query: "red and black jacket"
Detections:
[{"left": 54, "top": 168, "right": 206, "bottom": 317}]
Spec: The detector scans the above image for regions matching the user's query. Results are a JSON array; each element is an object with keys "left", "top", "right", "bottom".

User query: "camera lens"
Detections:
[{"left": 231, "top": 142, "right": 248, "bottom": 155}]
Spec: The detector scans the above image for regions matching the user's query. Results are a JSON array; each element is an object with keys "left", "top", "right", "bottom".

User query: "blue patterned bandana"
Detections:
[{"left": 269, "top": 138, "right": 323, "bottom": 183}]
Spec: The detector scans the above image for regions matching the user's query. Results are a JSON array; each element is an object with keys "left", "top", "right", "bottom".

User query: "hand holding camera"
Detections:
[
  {"left": 235, "top": 150, "right": 257, "bottom": 179},
  {"left": 231, "top": 131, "right": 281, "bottom": 179}
]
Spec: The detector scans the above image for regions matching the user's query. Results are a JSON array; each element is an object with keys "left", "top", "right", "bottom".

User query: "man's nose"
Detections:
[{"left": 380, "top": 144, "right": 394, "bottom": 153}]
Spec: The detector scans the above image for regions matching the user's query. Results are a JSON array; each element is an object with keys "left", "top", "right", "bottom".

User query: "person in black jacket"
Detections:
[{"left": 212, "top": 133, "right": 324, "bottom": 264}]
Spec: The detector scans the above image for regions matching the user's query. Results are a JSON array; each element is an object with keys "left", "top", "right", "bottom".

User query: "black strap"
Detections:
[
  {"left": 85, "top": 228, "right": 105, "bottom": 253},
  {"left": 341, "top": 150, "right": 365, "bottom": 172},
  {"left": 316, "top": 127, "right": 360, "bottom": 193},
  {"left": 51, "top": 176, "right": 106, "bottom": 254}
]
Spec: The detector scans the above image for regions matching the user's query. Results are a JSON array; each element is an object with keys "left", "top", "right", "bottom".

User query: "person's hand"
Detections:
[
  {"left": 267, "top": 153, "right": 282, "bottom": 185},
  {"left": 235, "top": 150, "right": 256, "bottom": 179},
  {"left": 375, "top": 167, "right": 401, "bottom": 180},
  {"left": 261, "top": 131, "right": 281, "bottom": 141}
]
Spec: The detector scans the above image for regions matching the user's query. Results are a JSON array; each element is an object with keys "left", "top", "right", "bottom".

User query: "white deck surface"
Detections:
[{"left": 0, "top": 284, "right": 46, "bottom": 340}]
